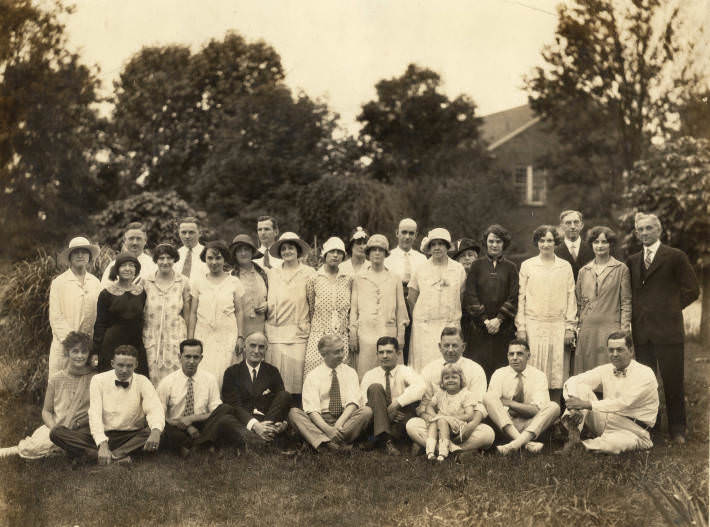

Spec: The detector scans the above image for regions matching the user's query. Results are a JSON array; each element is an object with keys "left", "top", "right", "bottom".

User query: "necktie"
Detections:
[
  {"left": 182, "top": 247, "right": 192, "bottom": 278},
  {"left": 385, "top": 370, "right": 392, "bottom": 405},
  {"left": 263, "top": 248, "right": 271, "bottom": 269},
  {"left": 251, "top": 367, "right": 257, "bottom": 383},
  {"left": 512, "top": 373, "right": 524, "bottom": 403},
  {"left": 183, "top": 377, "right": 195, "bottom": 416},
  {"left": 613, "top": 368, "right": 627, "bottom": 378},
  {"left": 571, "top": 243, "right": 578, "bottom": 260},
  {"left": 644, "top": 249, "right": 653, "bottom": 269},
  {"left": 328, "top": 369, "right": 343, "bottom": 416},
  {"left": 403, "top": 251, "right": 412, "bottom": 283},
  {"left": 115, "top": 380, "right": 129, "bottom": 389}
]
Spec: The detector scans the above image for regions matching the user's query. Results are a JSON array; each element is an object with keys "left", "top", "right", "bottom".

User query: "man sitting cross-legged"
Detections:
[
  {"left": 558, "top": 332, "right": 659, "bottom": 455},
  {"left": 221, "top": 332, "right": 293, "bottom": 448},
  {"left": 158, "top": 339, "right": 245, "bottom": 457},
  {"left": 289, "top": 335, "right": 372, "bottom": 452},
  {"left": 483, "top": 339, "right": 560, "bottom": 455},
  {"left": 50, "top": 345, "right": 164, "bottom": 465},
  {"left": 360, "top": 336, "right": 426, "bottom": 456}
]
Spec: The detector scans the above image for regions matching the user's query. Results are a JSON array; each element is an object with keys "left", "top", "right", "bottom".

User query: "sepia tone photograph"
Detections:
[{"left": 0, "top": 0, "right": 708, "bottom": 525}]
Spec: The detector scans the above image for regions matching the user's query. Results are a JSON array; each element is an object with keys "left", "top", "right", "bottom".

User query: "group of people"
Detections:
[{"left": 0, "top": 209, "right": 699, "bottom": 464}]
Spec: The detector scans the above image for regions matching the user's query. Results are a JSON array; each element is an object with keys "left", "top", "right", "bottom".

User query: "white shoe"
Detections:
[
  {"left": 0, "top": 446, "right": 19, "bottom": 458},
  {"left": 496, "top": 445, "right": 513, "bottom": 456},
  {"left": 525, "top": 441, "right": 544, "bottom": 454}
]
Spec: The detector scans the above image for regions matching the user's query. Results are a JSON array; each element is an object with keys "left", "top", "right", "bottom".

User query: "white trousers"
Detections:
[{"left": 483, "top": 393, "right": 560, "bottom": 439}]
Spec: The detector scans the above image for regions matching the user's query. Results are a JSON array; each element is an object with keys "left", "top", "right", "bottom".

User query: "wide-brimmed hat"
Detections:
[
  {"left": 322, "top": 237, "right": 346, "bottom": 256},
  {"left": 364, "top": 234, "right": 390, "bottom": 257},
  {"left": 109, "top": 253, "right": 142, "bottom": 281},
  {"left": 58, "top": 236, "right": 100, "bottom": 268},
  {"left": 420, "top": 236, "right": 430, "bottom": 254},
  {"left": 229, "top": 234, "right": 263, "bottom": 259},
  {"left": 422, "top": 228, "right": 452, "bottom": 253},
  {"left": 269, "top": 232, "right": 310, "bottom": 258},
  {"left": 450, "top": 237, "right": 481, "bottom": 259}
]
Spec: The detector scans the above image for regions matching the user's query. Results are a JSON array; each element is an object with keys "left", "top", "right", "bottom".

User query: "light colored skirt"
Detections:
[
  {"left": 409, "top": 319, "right": 458, "bottom": 373},
  {"left": 354, "top": 322, "right": 401, "bottom": 379},
  {"left": 17, "top": 425, "right": 62, "bottom": 459},
  {"left": 267, "top": 341, "right": 307, "bottom": 394},
  {"left": 526, "top": 319, "right": 568, "bottom": 389},
  {"left": 195, "top": 318, "right": 237, "bottom": 390}
]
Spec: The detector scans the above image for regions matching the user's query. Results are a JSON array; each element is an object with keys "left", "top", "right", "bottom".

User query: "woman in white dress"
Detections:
[
  {"left": 408, "top": 228, "right": 467, "bottom": 372},
  {"left": 188, "top": 240, "right": 245, "bottom": 389},
  {"left": 515, "top": 226, "right": 577, "bottom": 403}
]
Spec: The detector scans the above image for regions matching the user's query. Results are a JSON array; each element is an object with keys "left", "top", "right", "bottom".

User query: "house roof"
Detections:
[{"left": 480, "top": 104, "right": 540, "bottom": 151}]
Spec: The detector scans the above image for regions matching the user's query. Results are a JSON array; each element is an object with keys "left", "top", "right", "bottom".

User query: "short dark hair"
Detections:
[
  {"left": 180, "top": 339, "right": 203, "bottom": 354},
  {"left": 112, "top": 345, "right": 138, "bottom": 359},
  {"left": 257, "top": 215, "right": 279, "bottom": 232},
  {"left": 482, "top": 224, "right": 512, "bottom": 250},
  {"left": 440, "top": 326, "right": 463, "bottom": 341},
  {"left": 125, "top": 222, "right": 146, "bottom": 234},
  {"left": 200, "top": 240, "right": 232, "bottom": 264},
  {"left": 586, "top": 226, "right": 617, "bottom": 247},
  {"left": 62, "top": 331, "right": 91, "bottom": 354},
  {"left": 152, "top": 243, "right": 180, "bottom": 263},
  {"left": 279, "top": 240, "right": 303, "bottom": 258},
  {"left": 178, "top": 217, "right": 200, "bottom": 228},
  {"left": 507, "top": 338, "right": 529, "bottom": 352},
  {"left": 108, "top": 254, "right": 142, "bottom": 281},
  {"left": 607, "top": 331, "right": 633, "bottom": 350},
  {"left": 532, "top": 225, "right": 562, "bottom": 247},
  {"left": 376, "top": 336, "right": 399, "bottom": 350}
]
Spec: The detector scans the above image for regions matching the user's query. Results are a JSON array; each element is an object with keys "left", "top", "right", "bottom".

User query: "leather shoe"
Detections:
[
  {"left": 384, "top": 440, "right": 401, "bottom": 456},
  {"left": 671, "top": 434, "right": 687, "bottom": 445}
]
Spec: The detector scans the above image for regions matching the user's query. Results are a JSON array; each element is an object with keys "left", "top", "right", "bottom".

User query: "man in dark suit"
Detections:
[
  {"left": 222, "top": 332, "right": 293, "bottom": 446},
  {"left": 555, "top": 210, "right": 594, "bottom": 281},
  {"left": 626, "top": 213, "right": 699, "bottom": 444}
]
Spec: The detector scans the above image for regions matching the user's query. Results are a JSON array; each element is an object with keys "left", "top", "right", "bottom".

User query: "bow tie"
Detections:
[
  {"left": 613, "top": 368, "right": 627, "bottom": 378},
  {"left": 115, "top": 380, "right": 130, "bottom": 388}
]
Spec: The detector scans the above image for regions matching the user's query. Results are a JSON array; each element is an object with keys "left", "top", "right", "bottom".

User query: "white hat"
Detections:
[
  {"left": 420, "top": 236, "right": 430, "bottom": 254},
  {"left": 269, "top": 232, "right": 311, "bottom": 258},
  {"left": 58, "top": 237, "right": 100, "bottom": 268},
  {"left": 422, "top": 228, "right": 452, "bottom": 252},
  {"left": 322, "top": 237, "right": 346, "bottom": 256},
  {"left": 365, "top": 234, "right": 390, "bottom": 257}
]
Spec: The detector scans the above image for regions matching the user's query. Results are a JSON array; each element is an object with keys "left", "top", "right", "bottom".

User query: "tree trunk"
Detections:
[{"left": 701, "top": 266, "right": 710, "bottom": 345}]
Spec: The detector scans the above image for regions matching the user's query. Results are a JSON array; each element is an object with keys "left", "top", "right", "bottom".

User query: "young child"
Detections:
[{"left": 424, "top": 363, "right": 476, "bottom": 461}]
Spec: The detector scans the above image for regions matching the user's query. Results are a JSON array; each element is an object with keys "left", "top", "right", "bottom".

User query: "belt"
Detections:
[{"left": 627, "top": 416, "right": 652, "bottom": 431}]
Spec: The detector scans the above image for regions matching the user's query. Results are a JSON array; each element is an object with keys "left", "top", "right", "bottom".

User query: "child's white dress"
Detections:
[{"left": 429, "top": 388, "right": 476, "bottom": 434}]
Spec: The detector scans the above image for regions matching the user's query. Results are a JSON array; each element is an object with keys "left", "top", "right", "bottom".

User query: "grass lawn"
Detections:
[{"left": 0, "top": 342, "right": 707, "bottom": 527}]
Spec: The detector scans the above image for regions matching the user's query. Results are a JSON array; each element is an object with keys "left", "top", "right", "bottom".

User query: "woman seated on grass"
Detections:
[{"left": 0, "top": 332, "right": 95, "bottom": 459}]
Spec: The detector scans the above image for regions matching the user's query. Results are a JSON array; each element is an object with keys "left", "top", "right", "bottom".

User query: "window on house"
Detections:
[{"left": 513, "top": 165, "right": 546, "bottom": 205}]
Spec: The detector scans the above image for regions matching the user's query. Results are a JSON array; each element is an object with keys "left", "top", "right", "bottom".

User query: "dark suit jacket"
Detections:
[
  {"left": 222, "top": 361, "right": 288, "bottom": 425},
  {"left": 626, "top": 244, "right": 699, "bottom": 345},
  {"left": 555, "top": 240, "right": 594, "bottom": 282}
]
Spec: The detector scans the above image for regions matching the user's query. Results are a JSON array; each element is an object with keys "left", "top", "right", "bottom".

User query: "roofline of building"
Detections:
[{"left": 486, "top": 116, "right": 541, "bottom": 151}]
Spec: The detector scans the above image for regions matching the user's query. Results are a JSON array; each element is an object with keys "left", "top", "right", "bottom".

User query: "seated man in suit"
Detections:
[
  {"left": 558, "top": 332, "right": 659, "bottom": 454},
  {"left": 50, "top": 345, "right": 164, "bottom": 465},
  {"left": 222, "top": 332, "right": 292, "bottom": 446},
  {"left": 360, "top": 336, "right": 426, "bottom": 456},
  {"left": 289, "top": 335, "right": 372, "bottom": 452},
  {"left": 158, "top": 339, "right": 244, "bottom": 456},
  {"left": 483, "top": 339, "right": 560, "bottom": 455}
]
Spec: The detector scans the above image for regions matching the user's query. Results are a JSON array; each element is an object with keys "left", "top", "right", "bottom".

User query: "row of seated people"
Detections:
[{"left": 1, "top": 326, "right": 657, "bottom": 463}]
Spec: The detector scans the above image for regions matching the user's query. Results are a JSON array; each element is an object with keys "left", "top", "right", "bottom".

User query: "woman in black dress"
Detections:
[
  {"left": 93, "top": 254, "right": 149, "bottom": 375},
  {"left": 462, "top": 225, "right": 519, "bottom": 380}
]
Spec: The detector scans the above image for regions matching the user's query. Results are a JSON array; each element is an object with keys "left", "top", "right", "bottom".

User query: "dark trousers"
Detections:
[
  {"left": 366, "top": 383, "right": 417, "bottom": 441},
  {"left": 635, "top": 341, "right": 686, "bottom": 435},
  {"left": 50, "top": 424, "right": 151, "bottom": 459},
  {"left": 162, "top": 404, "right": 245, "bottom": 452},
  {"left": 232, "top": 392, "right": 293, "bottom": 448}
]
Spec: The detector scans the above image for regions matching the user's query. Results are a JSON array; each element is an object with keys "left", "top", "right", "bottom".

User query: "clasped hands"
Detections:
[
  {"left": 484, "top": 317, "right": 502, "bottom": 335},
  {"left": 253, "top": 420, "right": 286, "bottom": 441}
]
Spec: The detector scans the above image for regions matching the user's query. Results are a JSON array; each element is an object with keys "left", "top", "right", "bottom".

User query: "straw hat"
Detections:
[
  {"left": 422, "top": 228, "right": 452, "bottom": 252},
  {"left": 58, "top": 237, "right": 100, "bottom": 268},
  {"left": 269, "top": 232, "right": 311, "bottom": 258},
  {"left": 364, "top": 234, "right": 390, "bottom": 257}
]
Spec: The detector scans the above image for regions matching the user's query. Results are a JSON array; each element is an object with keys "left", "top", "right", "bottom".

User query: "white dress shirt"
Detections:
[
  {"left": 643, "top": 240, "right": 661, "bottom": 266},
  {"left": 88, "top": 371, "right": 165, "bottom": 446},
  {"left": 564, "top": 360, "right": 659, "bottom": 425},
  {"left": 360, "top": 364, "right": 426, "bottom": 407},
  {"left": 302, "top": 362, "right": 362, "bottom": 414},
  {"left": 385, "top": 247, "right": 428, "bottom": 283},
  {"left": 178, "top": 243, "right": 208, "bottom": 280},
  {"left": 254, "top": 245, "right": 282, "bottom": 270},
  {"left": 100, "top": 253, "right": 158, "bottom": 289},
  {"left": 565, "top": 238, "right": 581, "bottom": 260},
  {"left": 420, "top": 357, "right": 488, "bottom": 417},
  {"left": 487, "top": 365, "right": 550, "bottom": 409},
  {"left": 157, "top": 369, "right": 221, "bottom": 420}
]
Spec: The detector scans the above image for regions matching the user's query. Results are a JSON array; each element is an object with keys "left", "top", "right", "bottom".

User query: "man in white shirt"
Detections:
[
  {"left": 483, "top": 339, "right": 560, "bottom": 455},
  {"left": 406, "top": 327, "right": 494, "bottom": 458},
  {"left": 50, "top": 345, "right": 164, "bottom": 464},
  {"left": 360, "top": 336, "right": 425, "bottom": 456},
  {"left": 177, "top": 217, "right": 207, "bottom": 281},
  {"left": 289, "top": 335, "right": 372, "bottom": 452},
  {"left": 253, "top": 215, "right": 282, "bottom": 270},
  {"left": 555, "top": 210, "right": 593, "bottom": 281},
  {"left": 158, "top": 339, "right": 244, "bottom": 456},
  {"left": 100, "top": 222, "right": 157, "bottom": 288},
  {"left": 385, "top": 218, "right": 427, "bottom": 363},
  {"left": 558, "top": 332, "right": 659, "bottom": 454}
]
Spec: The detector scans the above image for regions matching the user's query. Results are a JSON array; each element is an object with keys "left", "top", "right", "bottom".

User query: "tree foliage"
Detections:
[
  {"left": 526, "top": 0, "right": 704, "bottom": 216},
  {"left": 0, "top": 0, "right": 105, "bottom": 258},
  {"left": 357, "top": 64, "right": 489, "bottom": 182}
]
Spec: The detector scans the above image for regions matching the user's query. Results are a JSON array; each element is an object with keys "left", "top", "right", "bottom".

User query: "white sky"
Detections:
[{"left": 63, "top": 0, "right": 563, "bottom": 133}]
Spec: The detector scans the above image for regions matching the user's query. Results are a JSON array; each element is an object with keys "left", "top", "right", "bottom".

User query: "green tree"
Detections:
[
  {"left": 526, "top": 0, "right": 704, "bottom": 217},
  {"left": 357, "top": 64, "right": 489, "bottom": 183},
  {"left": 0, "top": 0, "right": 105, "bottom": 258},
  {"left": 621, "top": 136, "right": 710, "bottom": 342}
]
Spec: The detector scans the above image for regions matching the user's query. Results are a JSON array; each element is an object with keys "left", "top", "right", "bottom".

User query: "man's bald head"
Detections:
[{"left": 396, "top": 218, "right": 418, "bottom": 251}]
